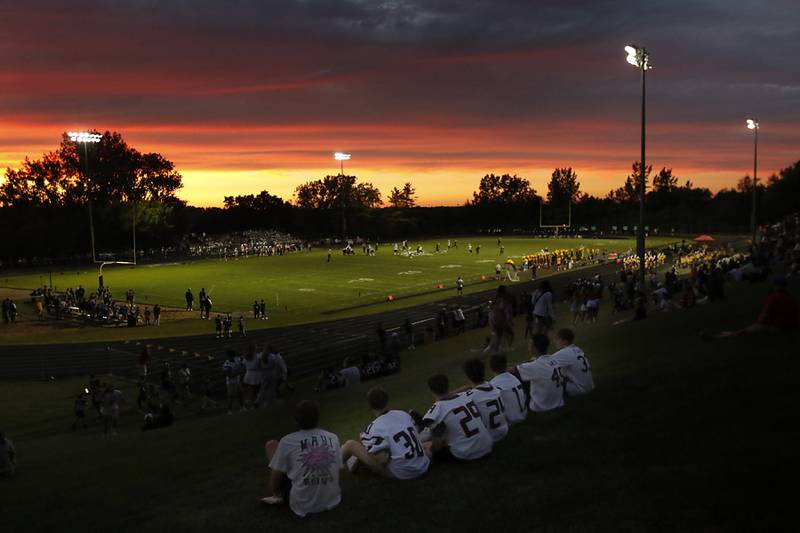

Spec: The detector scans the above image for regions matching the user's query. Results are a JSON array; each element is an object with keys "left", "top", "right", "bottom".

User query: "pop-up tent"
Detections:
[{"left": 693, "top": 234, "right": 715, "bottom": 243}]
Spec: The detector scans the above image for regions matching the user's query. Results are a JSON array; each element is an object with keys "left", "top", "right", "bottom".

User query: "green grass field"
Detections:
[
  {"left": 0, "top": 273, "right": 795, "bottom": 532},
  {"left": 0, "top": 236, "right": 677, "bottom": 344}
]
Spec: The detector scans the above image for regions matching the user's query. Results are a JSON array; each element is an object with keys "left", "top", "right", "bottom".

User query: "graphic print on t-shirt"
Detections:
[{"left": 299, "top": 435, "right": 338, "bottom": 485}]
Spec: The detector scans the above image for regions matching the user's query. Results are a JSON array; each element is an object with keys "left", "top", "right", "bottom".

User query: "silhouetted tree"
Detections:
[
  {"left": 294, "top": 175, "right": 381, "bottom": 235},
  {"left": 546, "top": 167, "right": 581, "bottom": 204},
  {"left": 652, "top": 167, "right": 678, "bottom": 192},
  {"left": 607, "top": 162, "right": 652, "bottom": 203},
  {"left": 388, "top": 182, "right": 417, "bottom": 208},
  {"left": 224, "top": 190, "right": 288, "bottom": 211},
  {"left": 0, "top": 130, "right": 183, "bottom": 207},
  {"left": 471, "top": 174, "right": 536, "bottom": 205}
]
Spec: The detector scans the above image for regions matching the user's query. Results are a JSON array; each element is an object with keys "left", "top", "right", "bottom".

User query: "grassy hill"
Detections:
[{"left": 0, "top": 273, "right": 796, "bottom": 532}]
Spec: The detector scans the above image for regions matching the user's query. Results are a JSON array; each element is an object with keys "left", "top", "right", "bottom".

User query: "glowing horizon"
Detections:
[{"left": 0, "top": 1, "right": 797, "bottom": 207}]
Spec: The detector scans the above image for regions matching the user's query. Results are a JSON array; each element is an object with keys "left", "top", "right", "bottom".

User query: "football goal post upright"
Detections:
[{"left": 538, "top": 200, "right": 572, "bottom": 234}]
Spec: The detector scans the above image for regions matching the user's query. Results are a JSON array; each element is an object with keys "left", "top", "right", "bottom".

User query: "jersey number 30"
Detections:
[{"left": 393, "top": 427, "right": 424, "bottom": 459}]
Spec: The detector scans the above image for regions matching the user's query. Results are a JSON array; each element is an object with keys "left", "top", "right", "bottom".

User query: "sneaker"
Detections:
[{"left": 260, "top": 495, "right": 284, "bottom": 505}]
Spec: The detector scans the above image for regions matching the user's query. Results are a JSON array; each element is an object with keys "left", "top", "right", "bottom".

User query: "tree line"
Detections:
[{"left": 1, "top": 130, "right": 798, "bottom": 264}]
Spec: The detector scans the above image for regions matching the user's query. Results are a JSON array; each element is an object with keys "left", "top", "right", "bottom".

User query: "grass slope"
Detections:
[
  {"left": 0, "top": 236, "right": 676, "bottom": 344},
  {"left": 1, "top": 274, "right": 795, "bottom": 532}
]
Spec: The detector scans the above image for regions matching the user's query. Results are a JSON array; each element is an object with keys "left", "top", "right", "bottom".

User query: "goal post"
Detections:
[{"left": 538, "top": 199, "right": 572, "bottom": 231}]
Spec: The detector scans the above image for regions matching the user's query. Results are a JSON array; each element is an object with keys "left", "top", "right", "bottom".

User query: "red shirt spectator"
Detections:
[{"left": 757, "top": 286, "right": 799, "bottom": 330}]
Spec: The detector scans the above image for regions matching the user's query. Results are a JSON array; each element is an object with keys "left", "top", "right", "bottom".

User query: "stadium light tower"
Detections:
[
  {"left": 624, "top": 44, "right": 651, "bottom": 285},
  {"left": 69, "top": 131, "right": 102, "bottom": 263},
  {"left": 746, "top": 118, "right": 759, "bottom": 247},
  {"left": 334, "top": 152, "right": 351, "bottom": 175}
]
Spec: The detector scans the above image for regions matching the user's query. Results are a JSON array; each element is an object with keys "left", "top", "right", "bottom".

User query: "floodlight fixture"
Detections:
[
  {"left": 746, "top": 118, "right": 758, "bottom": 130},
  {"left": 68, "top": 131, "right": 102, "bottom": 143},
  {"left": 624, "top": 44, "right": 651, "bottom": 70},
  {"left": 334, "top": 152, "right": 351, "bottom": 174}
]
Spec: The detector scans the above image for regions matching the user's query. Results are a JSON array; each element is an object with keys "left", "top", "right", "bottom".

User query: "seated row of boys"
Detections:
[{"left": 262, "top": 328, "right": 593, "bottom": 517}]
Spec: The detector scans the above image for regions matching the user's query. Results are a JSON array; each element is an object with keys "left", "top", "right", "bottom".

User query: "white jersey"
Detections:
[
  {"left": 489, "top": 372, "right": 527, "bottom": 424},
  {"left": 423, "top": 393, "right": 492, "bottom": 460},
  {"left": 464, "top": 384, "right": 508, "bottom": 442},
  {"left": 269, "top": 429, "right": 342, "bottom": 517},
  {"left": 550, "top": 344, "right": 594, "bottom": 396},
  {"left": 360, "top": 410, "right": 430, "bottom": 479},
  {"left": 242, "top": 356, "right": 262, "bottom": 386},
  {"left": 517, "top": 356, "right": 565, "bottom": 412}
]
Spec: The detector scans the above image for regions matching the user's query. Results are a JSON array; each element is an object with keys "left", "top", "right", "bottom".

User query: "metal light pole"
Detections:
[
  {"left": 333, "top": 152, "right": 352, "bottom": 237},
  {"left": 69, "top": 131, "right": 102, "bottom": 263},
  {"left": 334, "top": 152, "right": 351, "bottom": 175},
  {"left": 746, "top": 118, "right": 759, "bottom": 246},
  {"left": 625, "top": 45, "right": 652, "bottom": 284}
]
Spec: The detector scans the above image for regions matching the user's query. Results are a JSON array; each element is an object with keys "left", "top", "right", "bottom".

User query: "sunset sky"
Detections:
[{"left": 1, "top": 0, "right": 798, "bottom": 206}]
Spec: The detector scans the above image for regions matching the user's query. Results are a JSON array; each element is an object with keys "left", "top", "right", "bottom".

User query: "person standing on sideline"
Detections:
[
  {"left": 138, "top": 347, "right": 151, "bottom": 380},
  {"left": 327, "top": 249, "right": 332, "bottom": 263},
  {"left": 456, "top": 276, "right": 464, "bottom": 296},
  {"left": 153, "top": 304, "right": 161, "bottom": 325},
  {"left": 199, "top": 288, "right": 207, "bottom": 319},
  {"left": 238, "top": 315, "right": 247, "bottom": 336},
  {"left": 404, "top": 318, "right": 415, "bottom": 350},
  {"left": 185, "top": 288, "right": 194, "bottom": 311},
  {"left": 531, "top": 280, "right": 555, "bottom": 335}
]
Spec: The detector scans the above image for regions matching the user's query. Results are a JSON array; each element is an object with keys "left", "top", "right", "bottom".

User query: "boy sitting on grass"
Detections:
[
  {"left": 412, "top": 374, "right": 492, "bottom": 462},
  {"left": 340, "top": 387, "right": 430, "bottom": 480},
  {"left": 262, "top": 401, "right": 342, "bottom": 518},
  {"left": 489, "top": 354, "right": 527, "bottom": 425},
  {"left": 453, "top": 359, "right": 509, "bottom": 443}
]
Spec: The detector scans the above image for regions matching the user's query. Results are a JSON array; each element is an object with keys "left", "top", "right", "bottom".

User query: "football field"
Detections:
[{"left": 0, "top": 236, "right": 677, "bottom": 343}]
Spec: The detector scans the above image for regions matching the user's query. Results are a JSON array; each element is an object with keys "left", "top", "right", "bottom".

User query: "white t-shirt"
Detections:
[
  {"left": 242, "top": 356, "right": 262, "bottom": 386},
  {"left": 532, "top": 290, "right": 555, "bottom": 318},
  {"left": 517, "top": 356, "right": 565, "bottom": 412},
  {"left": 360, "top": 410, "right": 430, "bottom": 479},
  {"left": 423, "top": 393, "right": 492, "bottom": 460},
  {"left": 489, "top": 372, "right": 528, "bottom": 424},
  {"left": 269, "top": 429, "right": 342, "bottom": 517},
  {"left": 550, "top": 344, "right": 594, "bottom": 396},
  {"left": 465, "top": 384, "right": 509, "bottom": 442}
]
